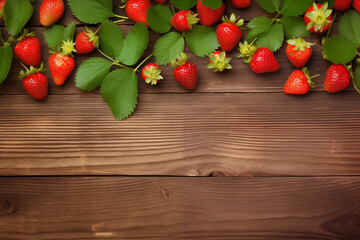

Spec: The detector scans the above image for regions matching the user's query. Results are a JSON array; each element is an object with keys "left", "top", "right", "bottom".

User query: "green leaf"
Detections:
[
  {"left": 338, "top": 10, "right": 360, "bottom": 45},
  {"left": 147, "top": 5, "right": 173, "bottom": 34},
  {"left": 75, "top": 58, "right": 113, "bottom": 91},
  {"left": 118, "top": 22, "right": 149, "bottom": 66},
  {"left": 154, "top": 32, "right": 185, "bottom": 65},
  {"left": 247, "top": 22, "right": 284, "bottom": 52},
  {"left": 201, "top": 0, "right": 222, "bottom": 9},
  {"left": 0, "top": 46, "right": 12, "bottom": 84},
  {"left": 68, "top": 0, "right": 115, "bottom": 24},
  {"left": 4, "top": 0, "right": 33, "bottom": 36},
  {"left": 354, "top": 64, "right": 360, "bottom": 94},
  {"left": 280, "top": 0, "right": 314, "bottom": 16},
  {"left": 185, "top": 25, "right": 219, "bottom": 57},
  {"left": 247, "top": 16, "right": 272, "bottom": 34},
  {"left": 44, "top": 22, "right": 76, "bottom": 51},
  {"left": 318, "top": 0, "right": 336, "bottom": 9},
  {"left": 99, "top": 20, "right": 124, "bottom": 59},
  {"left": 101, "top": 69, "right": 138, "bottom": 120},
  {"left": 281, "top": 16, "right": 310, "bottom": 38},
  {"left": 170, "top": 0, "right": 197, "bottom": 10},
  {"left": 322, "top": 35, "right": 357, "bottom": 64},
  {"left": 257, "top": 0, "right": 280, "bottom": 13}
]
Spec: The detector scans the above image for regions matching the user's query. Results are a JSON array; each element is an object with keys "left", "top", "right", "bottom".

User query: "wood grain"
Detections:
[
  {"left": 1, "top": 93, "right": 360, "bottom": 176},
  {"left": 1, "top": 177, "right": 360, "bottom": 240}
]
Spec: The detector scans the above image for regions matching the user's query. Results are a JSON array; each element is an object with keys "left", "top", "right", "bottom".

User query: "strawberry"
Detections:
[
  {"left": 283, "top": 68, "right": 316, "bottom": 95},
  {"left": 231, "top": 0, "right": 251, "bottom": 8},
  {"left": 0, "top": 0, "right": 6, "bottom": 19},
  {"left": 207, "top": 51, "right": 232, "bottom": 72},
  {"left": 286, "top": 36, "right": 315, "bottom": 68},
  {"left": 170, "top": 10, "right": 199, "bottom": 32},
  {"left": 141, "top": 63, "right": 163, "bottom": 85},
  {"left": 20, "top": 64, "right": 48, "bottom": 100},
  {"left": 217, "top": 14, "right": 243, "bottom": 52},
  {"left": 250, "top": 47, "right": 279, "bottom": 73},
  {"left": 237, "top": 40, "right": 258, "bottom": 63},
  {"left": 324, "top": 64, "right": 350, "bottom": 93},
  {"left": 353, "top": 0, "right": 360, "bottom": 14},
  {"left": 48, "top": 40, "right": 76, "bottom": 86},
  {"left": 333, "top": 0, "right": 352, "bottom": 11},
  {"left": 39, "top": 0, "right": 65, "bottom": 27},
  {"left": 197, "top": 0, "right": 225, "bottom": 27},
  {"left": 75, "top": 27, "right": 99, "bottom": 55},
  {"left": 155, "top": 0, "right": 167, "bottom": 3},
  {"left": 125, "top": 0, "right": 151, "bottom": 26},
  {"left": 304, "top": 3, "right": 333, "bottom": 33},
  {"left": 171, "top": 52, "right": 198, "bottom": 90},
  {"left": 14, "top": 34, "right": 42, "bottom": 67}
]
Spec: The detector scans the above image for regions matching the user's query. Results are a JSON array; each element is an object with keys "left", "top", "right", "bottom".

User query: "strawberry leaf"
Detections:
[
  {"left": 185, "top": 25, "right": 219, "bottom": 57},
  {"left": 4, "top": 0, "right": 33, "bottom": 36},
  {"left": 101, "top": 69, "right": 138, "bottom": 121},
  {"left": 147, "top": 5, "right": 173, "bottom": 34},
  {"left": 118, "top": 22, "right": 148, "bottom": 66},
  {"left": 281, "top": 16, "right": 310, "bottom": 38},
  {"left": 247, "top": 22, "right": 284, "bottom": 52},
  {"left": 154, "top": 32, "right": 184, "bottom": 65},
  {"left": 75, "top": 58, "right": 113, "bottom": 91},
  {"left": 318, "top": 0, "right": 336, "bottom": 9},
  {"left": 44, "top": 22, "right": 76, "bottom": 52},
  {"left": 201, "top": 0, "right": 222, "bottom": 9},
  {"left": 354, "top": 64, "right": 360, "bottom": 94},
  {"left": 257, "top": 0, "right": 280, "bottom": 13},
  {"left": 247, "top": 16, "right": 272, "bottom": 34},
  {"left": 171, "top": 0, "right": 197, "bottom": 10},
  {"left": 99, "top": 20, "right": 124, "bottom": 59},
  {"left": 0, "top": 46, "right": 13, "bottom": 84},
  {"left": 338, "top": 10, "right": 360, "bottom": 45},
  {"left": 322, "top": 35, "right": 357, "bottom": 64},
  {"left": 280, "top": 0, "right": 314, "bottom": 16},
  {"left": 68, "top": 0, "right": 115, "bottom": 24}
]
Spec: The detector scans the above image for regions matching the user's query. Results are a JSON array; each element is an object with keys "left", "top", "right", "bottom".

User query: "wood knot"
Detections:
[
  {"left": 0, "top": 201, "right": 15, "bottom": 214},
  {"left": 209, "top": 171, "right": 226, "bottom": 177},
  {"left": 159, "top": 186, "right": 170, "bottom": 199}
]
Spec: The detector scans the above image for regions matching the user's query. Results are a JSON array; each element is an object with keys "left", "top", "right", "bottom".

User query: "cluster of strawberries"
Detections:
[{"left": 1, "top": 0, "right": 98, "bottom": 100}]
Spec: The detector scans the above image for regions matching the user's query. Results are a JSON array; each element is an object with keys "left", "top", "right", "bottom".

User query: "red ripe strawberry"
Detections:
[
  {"left": 353, "top": 0, "right": 360, "bottom": 14},
  {"left": 14, "top": 36, "right": 42, "bottom": 67},
  {"left": 49, "top": 52, "right": 75, "bottom": 85},
  {"left": 333, "top": 0, "right": 352, "bottom": 11},
  {"left": 283, "top": 68, "right": 315, "bottom": 95},
  {"left": 125, "top": 0, "right": 151, "bottom": 26},
  {"left": 197, "top": 0, "right": 225, "bottom": 27},
  {"left": 170, "top": 10, "right": 199, "bottom": 32},
  {"left": 250, "top": 47, "right": 280, "bottom": 73},
  {"left": 155, "top": 0, "right": 167, "bottom": 3},
  {"left": 0, "top": 0, "right": 6, "bottom": 19},
  {"left": 171, "top": 52, "right": 198, "bottom": 90},
  {"left": 231, "top": 0, "right": 251, "bottom": 8},
  {"left": 304, "top": 3, "right": 333, "bottom": 33},
  {"left": 324, "top": 64, "right": 350, "bottom": 93},
  {"left": 217, "top": 14, "right": 243, "bottom": 52},
  {"left": 207, "top": 51, "right": 232, "bottom": 72},
  {"left": 75, "top": 28, "right": 99, "bottom": 55},
  {"left": 39, "top": 0, "right": 65, "bottom": 27},
  {"left": 141, "top": 63, "right": 163, "bottom": 85},
  {"left": 286, "top": 36, "right": 315, "bottom": 68},
  {"left": 23, "top": 73, "right": 48, "bottom": 100}
]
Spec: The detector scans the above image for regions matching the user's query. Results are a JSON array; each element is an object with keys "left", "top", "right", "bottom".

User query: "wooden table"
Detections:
[{"left": 1, "top": 1, "right": 360, "bottom": 239}]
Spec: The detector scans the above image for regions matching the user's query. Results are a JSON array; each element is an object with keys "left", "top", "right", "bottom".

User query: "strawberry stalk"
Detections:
[
  {"left": 134, "top": 53, "right": 154, "bottom": 73},
  {"left": 96, "top": 48, "right": 135, "bottom": 72}
]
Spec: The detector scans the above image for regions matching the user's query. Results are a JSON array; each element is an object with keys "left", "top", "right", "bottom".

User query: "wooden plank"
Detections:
[
  {"left": 0, "top": 25, "right": 347, "bottom": 95},
  {"left": 0, "top": 177, "right": 359, "bottom": 239},
  {"left": 1, "top": 93, "right": 360, "bottom": 176}
]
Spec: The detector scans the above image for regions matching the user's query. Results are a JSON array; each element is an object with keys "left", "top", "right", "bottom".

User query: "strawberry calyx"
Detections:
[
  {"left": 302, "top": 67, "right": 317, "bottom": 89},
  {"left": 287, "top": 35, "right": 315, "bottom": 52},
  {"left": 61, "top": 40, "right": 76, "bottom": 57},
  {"left": 237, "top": 40, "right": 258, "bottom": 63},
  {"left": 221, "top": 13, "right": 244, "bottom": 27},
  {"left": 207, "top": 51, "right": 232, "bottom": 72},
  {"left": 186, "top": 11, "right": 199, "bottom": 30},
  {"left": 171, "top": 52, "right": 188, "bottom": 68},
  {"left": 143, "top": 67, "right": 163, "bottom": 85},
  {"left": 19, "top": 62, "right": 44, "bottom": 79},
  {"left": 13, "top": 29, "right": 35, "bottom": 43},
  {"left": 305, "top": 2, "right": 332, "bottom": 32},
  {"left": 84, "top": 26, "right": 100, "bottom": 48}
]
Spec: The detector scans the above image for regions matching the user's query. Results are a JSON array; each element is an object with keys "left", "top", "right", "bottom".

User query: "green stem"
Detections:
[
  {"left": 113, "top": 19, "right": 126, "bottom": 24},
  {"left": 326, "top": 12, "right": 337, "bottom": 39},
  {"left": 171, "top": 3, "right": 176, "bottom": 15},
  {"left": 134, "top": 53, "right": 154, "bottom": 73},
  {"left": 97, "top": 49, "right": 116, "bottom": 62},
  {"left": 112, "top": 62, "right": 135, "bottom": 71},
  {"left": 94, "top": 25, "right": 102, "bottom": 35},
  {"left": 309, "top": 74, "right": 320, "bottom": 79},
  {"left": 357, "top": 51, "right": 360, "bottom": 57},
  {"left": 97, "top": 48, "right": 134, "bottom": 70},
  {"left": 115, "top": 14, "right": 128, "bottom": 19},
  {"left": 0, "top": 32, "right": 5, "bottom": 45},
  {"left": 19, "top": 61, "right": 30, "bottom": 72},
  {"left": 270, "top": 10, "right": 281, "bottom": 24}
]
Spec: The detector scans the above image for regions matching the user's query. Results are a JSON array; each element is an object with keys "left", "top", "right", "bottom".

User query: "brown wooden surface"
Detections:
[{"left": 1, "top": 0, "right": 360, "bottom": 239}]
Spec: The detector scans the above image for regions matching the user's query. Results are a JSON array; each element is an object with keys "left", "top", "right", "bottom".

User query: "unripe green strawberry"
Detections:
[
  {"left": 207, "top": 51, "right": 232, "bottom": 72},
  {"left": 170, "top": 10, "right": 199, "bottom": 32},
  {"left": 283, "top": 68, "right": 315, "bottom": 95},
  {"left": 324, "top": 64, "right": 350, "bottom": 93},
  {"left": 141, "top": 63, "right": 163, "bottom": 85},
  {"left": 216, "top": 14, "right": 244, "bottom": 52},
  {"left": 250, "top": 47, "right": 279, "bottom": 73},
  {"left": 171, "top": 52, "right": 198, "bottom": 90},
  {"left": 39, "top": 0, "right": 65, "bottom": 27},
  {"left": 197, "top": 0, "right": 225, "bottom": 26},
  {"left": 304, "top": 3, "right": 333, "bottom": 33},
  {"left": 286, "top": 36, "right": 315, "bottom": 68}
]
